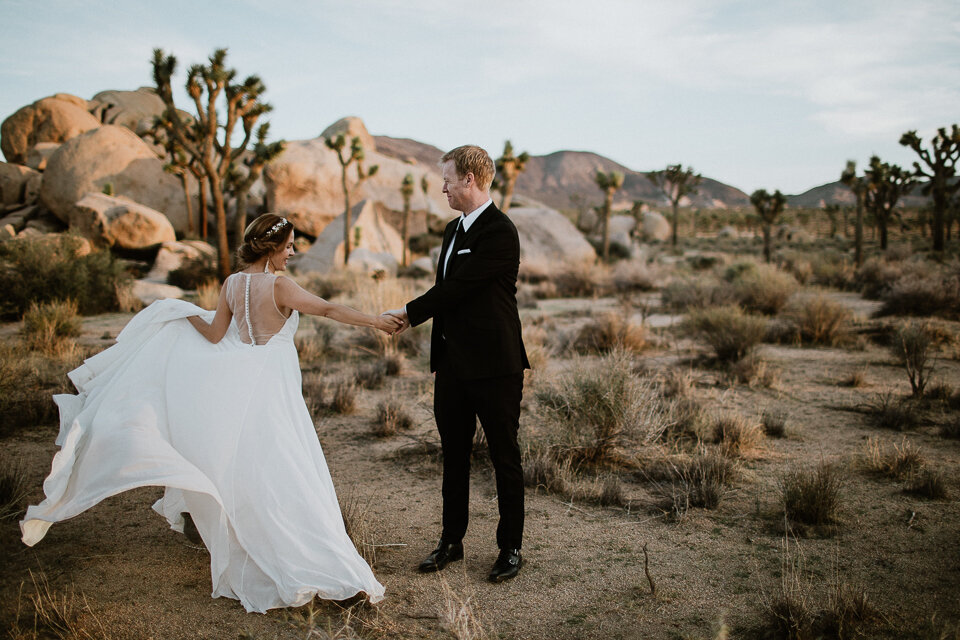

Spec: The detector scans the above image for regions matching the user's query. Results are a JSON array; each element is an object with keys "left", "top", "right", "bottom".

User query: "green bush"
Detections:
[
  {"left": 728, "top": 263, "right": 797, "bottom": 315},
  {"left": 0, "top": 233, "right": 130, "bottom": 319},
  {"left": 686, "top": 305, "right": 767, "bottom": 362}
]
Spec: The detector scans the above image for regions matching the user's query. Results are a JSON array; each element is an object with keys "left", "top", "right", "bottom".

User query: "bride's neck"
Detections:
[{"left": 244, "top": 257, "right": 275, "bottom": 274}]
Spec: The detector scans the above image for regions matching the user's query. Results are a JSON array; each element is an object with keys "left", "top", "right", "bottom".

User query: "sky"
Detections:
[{"left": 1, "top": 0, "right": 958, "bottom": 196}]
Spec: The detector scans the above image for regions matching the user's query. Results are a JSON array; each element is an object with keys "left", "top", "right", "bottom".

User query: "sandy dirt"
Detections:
[{"left": 2, "top": 290, "right": 958, "bottom": 640}]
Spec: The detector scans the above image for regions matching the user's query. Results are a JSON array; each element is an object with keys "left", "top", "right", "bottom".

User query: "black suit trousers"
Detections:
[{"left": 434, "top": 349, "right": 524, "bottom": 550}]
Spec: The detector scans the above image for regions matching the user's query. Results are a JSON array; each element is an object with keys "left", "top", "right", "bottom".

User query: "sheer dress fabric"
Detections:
[{"left": 20, "top": 273, "right": 384, "bottom": 612}]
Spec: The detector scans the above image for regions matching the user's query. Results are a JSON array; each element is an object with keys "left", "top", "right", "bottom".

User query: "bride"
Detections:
[{"left": 20, "top": 214, "right": 399, "bottom": 612}]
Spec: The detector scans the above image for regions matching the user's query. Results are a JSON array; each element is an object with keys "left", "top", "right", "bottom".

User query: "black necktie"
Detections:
[{"left": 442, "top": 218, "right": 462, "bottom": 279}]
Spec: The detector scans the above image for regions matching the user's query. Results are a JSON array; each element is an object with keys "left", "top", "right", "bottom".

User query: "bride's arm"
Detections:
[
  {"left": 187, "top": 286, "right": 233, "bottom": 343},
  {"left": 275, "top": 276, "right": 401, "bottom": 334}
]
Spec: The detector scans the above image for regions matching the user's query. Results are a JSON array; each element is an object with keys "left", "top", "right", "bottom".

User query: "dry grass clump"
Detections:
[
  {"left": 839, "top": 368, "right": 867, "bottom": 388},
  {"left": 807, "top": 249, "right": 855, "bottom": 289},
  {"left": 0, "top": 232, "right": 130, "bottom": 319},
  {"left": 784, "top": 294, "right": 853, "bottom": 347},
  {"left": 660, "top": 276, "right": 736, "bottom": 312},
  {"left": 650, "top": 449, "right": 737, "bottom": 517},
  {"left": 729, "top": 353, "right": 780, "bottom": 387},
  {"left": 438, "top": 576, "right": 491, "bottom": 640},
  {"left": 167, "top": 254, "right": 218, "bottom": 290},
  {"left": 866, "top": 393, "right": 921, "bottom": 431},
  {"left": 0, "top": 456, "right": 29, "bottom": 521},
  {"left": 0, "top": 341, "right": 74, "bottom": 437},
  {"left": 860, "top": 437, "right": 924, "bottom": 480},
  {"left": 611, "top": 259, "right": 661, "bottom": 292},
  {"left": 9, "top": 570, "right": 112, "bottom": 640},
  {"left": 296, "top": 323, "right": 336, "bottom": 365},
  {"left": 761, "top": 408, "right": 788, "bottom": 438},
  {"left": 331, "top": 379, "right": 359, "bottom": 415},
  {"left": 940, "top": 419, "right": 960, "bottom": 440},
  {"left": 22, "top": 299, "right": 82, "bottom": 356},
  {"left": 726, "top": 262, "right": 798, "bottom": 315},
  {"left": 530, "top": 261, "right": 609, "bottom": 299},
  {"left": 571, "top": 311, "right": 647, "bottom": 355},
  {"left": 878, "top": 271, "right": 960, "bottom": 320},
  {"left": 780, "top": 460, "right": 843, "bottom": 528},
  {"left": 664, "top": 396, "right": 712, "bottom": 443},
  {"left": 521, "top": 322, "right": 552, "bottom": 372},
  {"left": 855, "top": 256, "right": 910, "bottom": 299},
  {"left": 905, "top": 468, "right": 949, "bottom": 500},
  {"left": 355, "top": 360, "right": 387, "bottom": 390},
  {"left": 686, "top": 305, "right": 767, "bottom": 362},
  {"left": 338, "top": 493, "right": 377, "bottom": 567},
  {"left": 712, "top": 412, "right": 764, "bottom": 457},
  {"left": 533, "top": 349, "right": 667, "bottom": 467},
  {"left": 889, "top": 321, "right": 935, "bottom": 397},
  {"left": 660, "top": 368, "right": 696, "bottom": 399},
  {"left": 372, "top": 397, "right": 414, "bottom": 437},
  {"left": 194, "top": 280, "right": 220, "bottom": 311}
]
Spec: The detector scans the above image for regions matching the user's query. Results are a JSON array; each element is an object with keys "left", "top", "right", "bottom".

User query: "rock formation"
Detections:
[
  {"left": 289, "top": 199, "right": 403, "bottom": 273},
  {"left": 1, "top": 94, "right": 101, "bottom": 164}
]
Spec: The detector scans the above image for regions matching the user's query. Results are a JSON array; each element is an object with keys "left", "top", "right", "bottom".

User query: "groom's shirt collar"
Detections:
[{"left": 459, "top": 198, "right": 492, "bottom": 233}]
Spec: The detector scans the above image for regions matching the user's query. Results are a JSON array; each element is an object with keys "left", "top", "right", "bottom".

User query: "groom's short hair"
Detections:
[{"left": 441, "top": 145, "right": 495, "bottom": 192}]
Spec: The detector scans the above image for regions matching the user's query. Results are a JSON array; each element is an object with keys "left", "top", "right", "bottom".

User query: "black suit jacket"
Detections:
[{"left": 406, "top": 202, "right": 529, "bottom": 380}]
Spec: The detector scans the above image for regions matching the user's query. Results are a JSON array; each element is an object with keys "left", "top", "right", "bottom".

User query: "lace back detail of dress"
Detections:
[{"left": 228, "top": 273, "right": 291, "bottom": 345}]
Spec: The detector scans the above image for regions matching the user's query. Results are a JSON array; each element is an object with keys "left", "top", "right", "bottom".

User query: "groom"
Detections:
[{"left": 387, "top": 145, "right": 529, "bottom": 582}]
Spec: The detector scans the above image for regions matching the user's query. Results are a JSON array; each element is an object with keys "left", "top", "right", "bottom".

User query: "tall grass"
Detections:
[{"left": 22, "top": 300, "right": 82, "bottom": 357}]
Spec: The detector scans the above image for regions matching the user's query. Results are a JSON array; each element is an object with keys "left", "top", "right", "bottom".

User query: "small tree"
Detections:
[
  {"left": 750, "top": 189, "right": 786, "bottom": 263},
  {"left": 493, "top": 140, "right": 529, "bottom": 212},
  {"left": 863, "top": 156, "right": 917, "bottom": 251},
  {"left": 400, "top": 173, "right": 414, "bottom": 267},
  {"left": 325, "top": 135, "right": 378, "bottom": 265},
  {"left": 648, "top": 164, "right": 702, "bottom": 246},
  {"left": 840, "top": 161, "right": 867, "bottom": 267},
  {"left": 594, "top": 170, "right": 624, "bottom": 262},
  {"left": 152, "top": 48, "right": 283, "bottom": 279},
  {"left": 900, "top": 125, "right": 960, "bottom": 252}
]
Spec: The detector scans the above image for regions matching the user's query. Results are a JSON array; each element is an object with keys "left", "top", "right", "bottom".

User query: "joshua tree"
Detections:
[
  {"left": 152, "top": 48, "right": 284, "bottom": 279},
  {"left": 750, "top": 189, "right": 786, "bottom": 263},
  {"left": 863, "top": 156, "right": 917, "bottom": 251},
  {"left": 900, "top": 125, "right": 960, "bottom": 252},
  {"left": 648, "top": 164, "right": 702, "bottom": 246},
  {"left": 325, "top": 134, "right": 378, "bottom": 265},
  {"left": 493, "top": 140, "right": 529, "bottom": 212},
  {"left": 400, "top": 173, "right": 414, "bottom": 267},
  {"left": 594, "top": 170, "right": 624, "bottom": 262},
  {"left": 840, "top": 161, "right": 867, "bottom": 267}
]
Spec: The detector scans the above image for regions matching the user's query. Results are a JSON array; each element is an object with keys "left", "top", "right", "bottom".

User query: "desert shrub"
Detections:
[
  {"left": 940, "top": 419, "right": 960, "bottom": 440},
  {"left": 861, "top": 437, "right": 924, "bottom": 480},
  {"left": 596, "top": 475, "right": 626, "bottom": 507},
  {"left": 167, "top": 254, "right": 217, "bottom": 290},
  {"left": 550, "top": 261, "right": 609, "bottom": 299},
  {"left": 712, "top": 412, "right": 764, "bottom": 457},
  {"left": 889, "top": 322, "right": 935, "bottom": 396},
  {"left": 878, "top": 271, "right": 960, "bottom": 319},
  {"left": 330, "top": 379, "right": 358, "bottom": 415},
  {"left": 660, "top": 276, "right": 736, "bottom": 312},
  {"left": 301, "top": 372, "right": 325, "bottom": 419},
  {"left": 0, "top": 233, "right": 130, "bottom": 319},
  {"left": 866, "top": 393, "right": 920, "bottom": 431},
  {"left": 533, "top": 349, "right": 668, "bottom": 466},
  {"left": 372, "top": 398, "right": 414, "bottom": 437},
  {"left": 660, "top": 367, "right": 696, "bottom": 399},
  {"left": 0, "top": 456, "right": 28, "bottom": 521},
  {"left": 296, "top": 271, "right": 351, "bottom": 301},
  {"left": 296, "top": 323, "right": 335, "bottom": 365},
  {"left": 0, "top": 342, "right": 74, "bottom": 437},
  {"left": 905, "top": 468, "right": 949, "bottom": 500},
  {"left": 820, "top": 582, "right": 877, "bottom": 640},
  {"left": 22, "top": 299, "right": 82, "bottom": 356},
  {"left": 653, "top": 450, "right": 736, "bottom": 517},
  {"left": 355, "top": 360, "right": 387, "bottom": 390},
  {"left": 663, "top": 396, "right": 711, "bottom": 443},
  {"left": 571, "top": 311, "right": 647, "bottom": 355},
  {"left": 522, "top": 445, "right": 576, "bottom": 496},
  {"left": 762, "top": 409, "right": 788, "bottom": 438},
  {"left": 785, "top": 295, "right": 853, "bottom": 346},
  {"left": 522, "top": 323, "right": 552, "bottom": 372},
  {"left": 807, "top": 249, "right": 855, "bottom": 289},
  {"left": 780, "top": 460, "right": 843, "bottom": 527},
  {"left": 727, "top": 262, "right": 798, "bottom": 315},
  {"left": 611, "top": 260, "right": 660, "bottom": 292},
  {"left": 686, "top": 305, "right": 767, "bottom": 362},
  {"left": 839, "top": 368, "right": 867, "bottom": 388},
  {"left": 729, "top": 353, "right": 780, "bottom": 387},
  {"left": 855, "top": 256, "right": 907, "bottom": 299}
]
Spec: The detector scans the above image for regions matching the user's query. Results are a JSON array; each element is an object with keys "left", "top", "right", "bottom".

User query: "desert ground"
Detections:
[{"left": 2, "top": 233, "right": 959, "bottom": 640}]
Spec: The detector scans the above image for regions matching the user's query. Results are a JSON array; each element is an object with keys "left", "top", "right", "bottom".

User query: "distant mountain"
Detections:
[
  {"left": 788, "top": 181, "right": 930, "bottom": 208},
  {"left": 373, "top": 137, "right": 751, "bottom": 211}
]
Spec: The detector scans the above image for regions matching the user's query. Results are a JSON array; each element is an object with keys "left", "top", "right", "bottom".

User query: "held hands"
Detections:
[
  {"left": 382, "top": 308, "right": 410, "bottom": 335},
  {"left": 375, "top": 313, "right": 404, "bottom": 335}
]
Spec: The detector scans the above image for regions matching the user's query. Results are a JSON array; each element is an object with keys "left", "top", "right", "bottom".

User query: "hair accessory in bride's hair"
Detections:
[{"left": 261, "top": 217, "right": 290, "bottom": 240}]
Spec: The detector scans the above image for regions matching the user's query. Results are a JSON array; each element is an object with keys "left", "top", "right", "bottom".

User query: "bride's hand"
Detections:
[{"left": 375, "top": 314, "right": 403, "bottom": 335}]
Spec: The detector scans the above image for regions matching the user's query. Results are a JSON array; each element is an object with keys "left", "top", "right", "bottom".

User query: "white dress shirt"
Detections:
[{"left": 442, "top": 198, "right": 491, "bottom": 278}]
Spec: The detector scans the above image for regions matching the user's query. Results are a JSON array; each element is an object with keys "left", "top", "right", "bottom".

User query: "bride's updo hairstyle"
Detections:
[{"left": 237, "top": 214, "right": 293, "bottom": 264}]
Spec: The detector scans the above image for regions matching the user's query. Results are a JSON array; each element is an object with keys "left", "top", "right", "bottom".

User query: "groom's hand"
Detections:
[{"left": 383, "top": 308, "right": 410, "bottom": 335}]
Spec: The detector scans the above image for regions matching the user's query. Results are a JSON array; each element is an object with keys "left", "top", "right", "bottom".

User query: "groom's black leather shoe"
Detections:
[
  {"left": 418, "top": 540, "right": 464, "bottom": 573},
  {"left": 488, "top": 548, "right": 522, "bottom": 582}
]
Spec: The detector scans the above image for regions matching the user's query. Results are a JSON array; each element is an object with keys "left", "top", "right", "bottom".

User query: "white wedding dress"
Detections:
[{"left": 20, "top": 272, "right": 385, "bottom": 613}]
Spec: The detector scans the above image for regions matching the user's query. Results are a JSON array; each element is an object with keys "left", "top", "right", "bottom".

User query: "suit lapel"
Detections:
[
  {"left": 438, "top": 218, "right": 460, "bottom": 282},
  {"left": 446, "top": 203, "right": 498, "bottom": 277}
]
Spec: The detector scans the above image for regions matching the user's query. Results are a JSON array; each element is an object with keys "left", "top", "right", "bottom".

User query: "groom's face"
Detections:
[{"left": 441, "top": 160, "right": 470, "bottom": 213}]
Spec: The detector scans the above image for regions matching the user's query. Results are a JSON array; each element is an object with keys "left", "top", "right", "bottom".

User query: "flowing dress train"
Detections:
[{"left": 20, "top": 273, "right": 385, "bottom": 613}]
